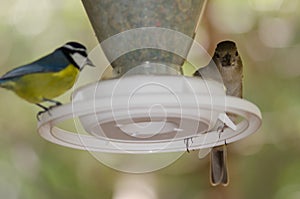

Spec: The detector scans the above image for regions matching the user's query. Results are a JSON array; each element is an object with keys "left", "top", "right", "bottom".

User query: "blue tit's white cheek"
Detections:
[{"left": 71, "top": 52, "right": 86, "bottom": 69}]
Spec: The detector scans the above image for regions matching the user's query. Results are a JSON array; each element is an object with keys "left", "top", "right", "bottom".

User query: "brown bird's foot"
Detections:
[{"left": 184, "top": 137, "right": 194, "bottom": 153}]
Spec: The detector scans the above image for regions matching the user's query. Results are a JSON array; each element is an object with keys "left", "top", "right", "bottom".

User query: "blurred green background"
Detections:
[{"left": 1, "top": 0, "right": 300, "bottom": 198}]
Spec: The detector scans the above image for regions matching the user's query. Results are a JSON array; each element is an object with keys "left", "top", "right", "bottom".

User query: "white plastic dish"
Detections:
[{"left": 37, "top": 75, "right": 262, "bottom": 153}]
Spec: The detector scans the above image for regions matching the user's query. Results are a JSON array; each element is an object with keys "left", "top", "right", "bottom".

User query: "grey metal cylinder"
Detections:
[{"left": 82, "top": 0, "right": 204, "bottom": 76}]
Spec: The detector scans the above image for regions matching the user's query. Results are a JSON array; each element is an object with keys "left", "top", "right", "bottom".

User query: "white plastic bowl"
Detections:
[{"left": 37, "top": 75, "right": 262, "bottom": 153}]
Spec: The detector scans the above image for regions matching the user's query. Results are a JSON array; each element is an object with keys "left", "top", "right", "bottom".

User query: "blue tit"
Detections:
[{"left": 0, "top": 41, "right": 94, "bottom": 117}]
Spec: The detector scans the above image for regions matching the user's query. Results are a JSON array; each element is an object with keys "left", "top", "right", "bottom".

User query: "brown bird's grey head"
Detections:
[
  {"left": 213, "top": 41, "right": 241, "bottom": 68},
  {"left": 213, "top": 40, "right": 243, "bottom": 97}
]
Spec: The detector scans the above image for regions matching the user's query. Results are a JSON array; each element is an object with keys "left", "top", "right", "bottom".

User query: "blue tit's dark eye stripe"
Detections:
[
  {"left": 63, "top": 42, "right": 88, "bottom": 55},
  {"left": 77, "top": 51, "right": 88, "bottom": 57},
  {"left": 62, "top": 42, "right": 88, "bottom": 58}
]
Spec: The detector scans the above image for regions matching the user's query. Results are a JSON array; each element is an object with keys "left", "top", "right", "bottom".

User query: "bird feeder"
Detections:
[{"left": 37, "top": 0, "right": 262, "bottom": 171}]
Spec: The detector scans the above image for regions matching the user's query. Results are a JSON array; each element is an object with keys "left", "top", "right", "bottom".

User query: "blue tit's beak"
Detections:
[{"left": 86, "top": 57, "right": 95, "bottom": 67}]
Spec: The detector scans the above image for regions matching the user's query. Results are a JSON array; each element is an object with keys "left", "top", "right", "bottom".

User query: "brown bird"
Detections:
[{"left": 194, "top": 40, "right": 243, "bottom": 186}]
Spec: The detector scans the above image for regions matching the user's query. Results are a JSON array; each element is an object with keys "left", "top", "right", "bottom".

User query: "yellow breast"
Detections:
[{"left": 2, "top": 64, "right": 79, "bottom": 103}]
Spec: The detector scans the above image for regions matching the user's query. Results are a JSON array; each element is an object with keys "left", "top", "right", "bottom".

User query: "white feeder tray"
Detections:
[{"left": 37, "top": 75, "right": 262, "bottom": 153}]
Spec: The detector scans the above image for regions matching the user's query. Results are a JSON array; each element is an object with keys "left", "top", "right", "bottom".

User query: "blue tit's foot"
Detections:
[
  {"left": 35, "top": 100, "right": 62, "bottom": 121},
  {"left": 37, "top": 110, "right": 47, "bottom": 121},
  {"left": 36, "top": 103, "right": 49, "bottom": 121},
  {"left": 43, "top": 98, "right": 62, "bottom": 110},
  {"left": 49, "top": 103, "right": 62, "bottom": 110}
]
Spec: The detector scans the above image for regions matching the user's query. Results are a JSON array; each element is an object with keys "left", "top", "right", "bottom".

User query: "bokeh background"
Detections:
[{"left": 0, "top": 0, "right": 300, "bottom": 198}]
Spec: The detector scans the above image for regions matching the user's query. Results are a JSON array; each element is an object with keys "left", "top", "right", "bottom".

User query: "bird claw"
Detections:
[
  {"left": 36, "top": 110, "right": 47, "bottom": 121},
  {"left": 48, "top": 103, "right": 61, "bottom": 110},
  {"left": 184, "top": 137, "right": 194, "bottom": 153},
  {"left": 36, "top": 100, "right": 62, "bottom": 121},
  {"left": 36, "top": 109, "right": 53, "bottom": 121},
  {"left": 37, "top": 107, "right": 58, "bottom": 121}
]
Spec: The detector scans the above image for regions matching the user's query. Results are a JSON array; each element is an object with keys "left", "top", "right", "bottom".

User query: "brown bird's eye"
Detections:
[{"left": 235, "top": 51, "right": 239, "bottom": 56}]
